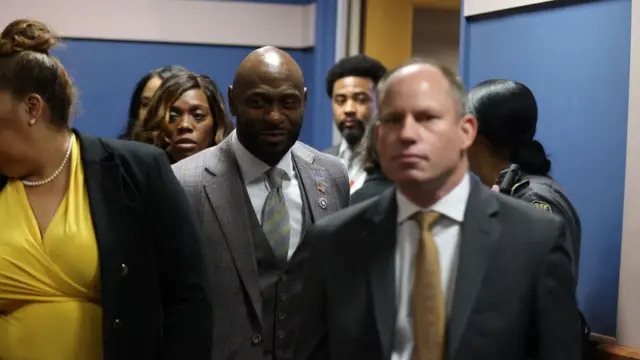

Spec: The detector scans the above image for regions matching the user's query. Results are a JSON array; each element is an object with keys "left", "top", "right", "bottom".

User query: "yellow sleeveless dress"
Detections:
[{"left": 0, "top": 137, "right": 103, "bottom": 359}]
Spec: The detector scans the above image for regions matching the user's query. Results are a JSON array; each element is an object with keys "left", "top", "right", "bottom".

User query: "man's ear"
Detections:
[
  {"left": 303, "top": 87, "right": 308, "bottom": 103},
  {"left": 460, "top": 113, "right": 478, "bottom": 151},
  {"left": 228, "top": 85, "right": 237, "bottom": 117}
]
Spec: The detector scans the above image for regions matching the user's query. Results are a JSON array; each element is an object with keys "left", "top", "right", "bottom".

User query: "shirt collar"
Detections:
[
  {"left": 230, "top": 130, "right": 294, "bottom": 184},
  {"left": 396, "top": 172, "right": 471, "bottom": 224}
]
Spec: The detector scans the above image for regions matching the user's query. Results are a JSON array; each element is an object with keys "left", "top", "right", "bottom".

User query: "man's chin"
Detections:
[
  {"left": 342, "top": 132, "right": 363, "bottom": 147},
  {"left": 254, "top": 138, "right": 296, "bottom": 162},
  {"left": 389, "top": 168, "right": 435, "bottom": 185}
]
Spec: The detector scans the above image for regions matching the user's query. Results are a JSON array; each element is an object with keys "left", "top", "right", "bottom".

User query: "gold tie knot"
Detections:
[{"left": 413, "top": 211, "right": 441, "bottom": 231}]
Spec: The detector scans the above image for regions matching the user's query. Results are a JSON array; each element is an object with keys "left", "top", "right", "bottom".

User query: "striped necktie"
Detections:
[
  {"left": 412, "top": 211, "right": 444, "bottom": 360},
  {"left": 261, "top": 168, "right": 291, "bottom": 262}
]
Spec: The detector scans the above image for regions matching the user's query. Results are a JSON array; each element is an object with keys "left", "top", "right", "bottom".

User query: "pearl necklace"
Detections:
[{"left": 21, "top": 134, "right": 75, "bottom": 187}]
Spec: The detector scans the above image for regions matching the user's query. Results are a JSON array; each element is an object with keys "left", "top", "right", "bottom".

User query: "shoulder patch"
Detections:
[
  {"left": 532, "top": 200, "right": 552, "bottom": 213},
  {"left": 510, "top": 179, "right": 529, "bottom": 195}
]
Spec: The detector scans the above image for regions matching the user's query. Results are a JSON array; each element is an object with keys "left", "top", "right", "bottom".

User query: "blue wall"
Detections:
[
  {"left": 305, "top": 0, "right": 337, "bottom": 150},
  {"left": 51, "top": 0, "right": 337, "bottom": 150},
  {"left": 461, "top": 0, "right": 631, "bottom": 335},
  {"left": 54, "top": 41, "right": 313, "bottom": 139}
]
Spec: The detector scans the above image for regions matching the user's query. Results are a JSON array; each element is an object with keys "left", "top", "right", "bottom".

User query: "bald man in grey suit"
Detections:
[{"left": 172, "top": 47, "right": 349, "bottom": 360}]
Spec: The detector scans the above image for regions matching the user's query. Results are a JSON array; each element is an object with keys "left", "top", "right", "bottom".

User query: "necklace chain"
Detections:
[{"left": 21, "top": 134, "right": 75, "bottom": 187}]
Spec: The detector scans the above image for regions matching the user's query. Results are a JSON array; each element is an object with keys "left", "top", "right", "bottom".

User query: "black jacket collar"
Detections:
[{"left": 0, "top": 130, "right": 110, "bottom": 192}]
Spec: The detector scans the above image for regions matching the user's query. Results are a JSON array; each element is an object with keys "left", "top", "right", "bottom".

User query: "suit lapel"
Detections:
[
  {"left": 292, "top": 146, "right": 337, "bottom": 224},
  {"left": 202, "top": 140, "right": 263, "bottom": 326},
  {"left": 447, "top": 178, "right": 501, "bottom": 359},
  {"left": 76, "top": 131, "right": 131, "bottom": 316},
  {"left": 365, "top": 189, "right": 398, "bottom": 359}
]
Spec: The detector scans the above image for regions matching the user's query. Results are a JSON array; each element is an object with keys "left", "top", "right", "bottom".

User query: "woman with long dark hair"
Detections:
[
  {"left": 467, "top": 79, "right": 582, "bottom": 276},
  {"left": 118, "top": 65, "right": 186, "bottom": 140},
  {"left": 133, "top": 71, "right": 233, "bottom": 163}
]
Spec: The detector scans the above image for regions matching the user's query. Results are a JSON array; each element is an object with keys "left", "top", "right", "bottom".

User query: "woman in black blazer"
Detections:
[{"left": 0, "top": 19, "right": 212, "bottom": 360}]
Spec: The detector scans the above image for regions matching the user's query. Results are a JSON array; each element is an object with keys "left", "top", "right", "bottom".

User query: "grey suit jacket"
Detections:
[
  {"left": 324, "top": 144, "right": 340, "bottom": 157},
  {"left": 172, "top": 135, "right": 350, "bottom": 360}
]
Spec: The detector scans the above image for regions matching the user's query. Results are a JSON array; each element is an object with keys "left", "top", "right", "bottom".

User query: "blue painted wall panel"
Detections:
[
  {"left": 54, "top": 40, "right": 315, "bottom": 143},
  {"left": 304, "top": 0, "right": 337, "bottom": 150},
  {"left": 463, "top": 0, "right": 631, "bottom": 335}
]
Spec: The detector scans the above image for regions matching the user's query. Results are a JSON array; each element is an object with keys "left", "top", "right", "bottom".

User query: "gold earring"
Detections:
[{"left": 28, "top": 118, "right": 36, "bottom": 126}]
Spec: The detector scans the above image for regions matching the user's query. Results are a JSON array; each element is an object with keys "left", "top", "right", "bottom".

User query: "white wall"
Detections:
[
  {"left": 0, "top": 0, "right": 316, "bottom": 48},
  {"left": 464, "top": 0, "right": 555, "bottom": 17},
  {"left": 618, "top": 0, "right": 640, "bottom": 347}
]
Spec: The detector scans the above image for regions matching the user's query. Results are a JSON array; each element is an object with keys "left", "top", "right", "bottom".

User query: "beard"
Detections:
[
  {"left": 338, "top": 119, "right": 366, "bottom": 147},
  {"left": 236, "top": 116, "right": 302, "bottom": 166}
]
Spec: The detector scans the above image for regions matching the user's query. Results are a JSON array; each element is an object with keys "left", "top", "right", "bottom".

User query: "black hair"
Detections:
[
  {"left": 118, "top": 65, "right": 187, "bottom": 139},
  {"left": 467, "top": 79, "right": 551, "bottom": 175},
  {"left": 0, "top": 19, "right": 74, "bottom": 127},
  {"left": 361, "top": 114, "right": 380, "bottom": 172},
  {"left": 326, "top": 54, "right": 387, "bottom": 98}
]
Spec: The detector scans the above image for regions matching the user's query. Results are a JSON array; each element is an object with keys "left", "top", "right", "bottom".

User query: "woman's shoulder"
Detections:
[
  {"left": 76, "top": 131, "right": 167, "bottom": 177},
  {"left": 514, "top": 173, "right": 578, "bottom": 217},
  {"left": 78, "top": 132, "right": 163, "bottom": 160}
]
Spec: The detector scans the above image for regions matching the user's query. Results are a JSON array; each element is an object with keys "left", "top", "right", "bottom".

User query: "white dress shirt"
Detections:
[
  {"left": 230, "top": 131, "right": 303, "bottom": 260},
  {"left": 391, "top": 173, "right": 471, "bottom": 360},
  {"left": 337, "top": 140, "right": 367, "bottom": 194}
]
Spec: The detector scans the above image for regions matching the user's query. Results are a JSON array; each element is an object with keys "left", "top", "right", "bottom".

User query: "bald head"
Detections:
[
  {"left": 377, "top": 59, "right": 466, "bottom": 117},
  {"left": 229, "top": 46, "right": 307, "bottom": 166},
  {"left": 233, "top": 46, "right": 304, "bottom": 91}
]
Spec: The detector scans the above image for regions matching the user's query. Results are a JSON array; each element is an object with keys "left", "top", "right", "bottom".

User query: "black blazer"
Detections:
[
  {"left": 0, "top": 132, "right": 213, "bottom": 360},
  {"left": 349, "top": 167, "right": 393, "bottom": 205},
  {"left": 296, "top": 176, "right": 582, "bottom": 360}
]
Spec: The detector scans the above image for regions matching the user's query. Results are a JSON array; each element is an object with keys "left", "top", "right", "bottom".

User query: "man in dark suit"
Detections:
[
  {"left": 295, "top": 60, "right": 582, "bottom": 360},
  {"left": 172, "top": 46, "right": 350, "bottom": 360},
  {"left": 324, "top": 55, "right": 387, "bottom": 193}
]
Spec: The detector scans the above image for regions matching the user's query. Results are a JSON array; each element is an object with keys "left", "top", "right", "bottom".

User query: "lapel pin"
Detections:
[
  {"left": 318, "top": 197, "right": 328, "bottom": 210},
  {"left": 317, "top": 182, "right": 326, "bottom": 194}
]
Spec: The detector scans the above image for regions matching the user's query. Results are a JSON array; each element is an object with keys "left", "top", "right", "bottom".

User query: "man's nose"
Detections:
[
  {"left": 343, "top": 100, "right": 356, "bottom": 115},
  {"left": 266, "top": 106, "right": 285, "bottom": 124},
  {"left": 398, "top": 115, "right": 419, "bottom": 141}
]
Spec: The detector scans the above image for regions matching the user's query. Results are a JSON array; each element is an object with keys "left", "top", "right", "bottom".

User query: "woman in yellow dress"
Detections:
[{"left": 0, "top": 19, "right": 213, "bottom": 360}]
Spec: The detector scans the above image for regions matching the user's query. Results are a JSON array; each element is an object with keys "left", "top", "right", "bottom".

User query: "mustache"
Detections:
[
  {"left": 338, "top": 119, "right": 365, "bottom": 129},
  {"left": 258, "top": 126, "right": 290, "bottom": 132},
  {"left": 338, "top": 118, "right": 364, "bottom": 124}
]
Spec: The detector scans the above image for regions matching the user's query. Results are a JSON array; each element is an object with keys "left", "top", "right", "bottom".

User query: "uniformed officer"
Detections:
[{"left": 466, "top": 79, "right": 582, "bottom": 278}]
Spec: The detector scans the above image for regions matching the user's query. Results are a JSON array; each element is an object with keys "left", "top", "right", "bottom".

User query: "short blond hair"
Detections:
[{"left": 376, "top": 58, "right": 466, "bottom": 117}]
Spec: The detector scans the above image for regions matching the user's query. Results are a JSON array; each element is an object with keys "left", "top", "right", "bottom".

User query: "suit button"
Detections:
[
  {"left": 277, "top": 330, "right": 285, "bottom": 339},
  {"left": 279, "top": 292, "right": 287, "bottom": 301},
  {"left": 278, "top": 312, "right": 286, "bottom": 320},
  {"left": 279, "top": 273, "right": 287, "bottom": 282},
  {"left": 120, "top": 264, "right": 129, "bottom": 276},
  {"left": 113, "top": 319, "right": 122, "bottom": 329},
  {"left": 252, "top": 333, "right": 262, "bottom": 344}
]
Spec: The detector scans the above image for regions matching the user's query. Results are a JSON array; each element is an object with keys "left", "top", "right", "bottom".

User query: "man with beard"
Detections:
[
  {"left": 325, "top": 55, "right": 387, "bottom": 193},
  {"left": 172, "top": 46, "right": 350, "bottom": 360}
]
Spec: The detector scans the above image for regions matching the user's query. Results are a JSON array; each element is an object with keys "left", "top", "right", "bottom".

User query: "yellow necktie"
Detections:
[{"left": 412, "top": 211, "right": 444, "bottom": 360}]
